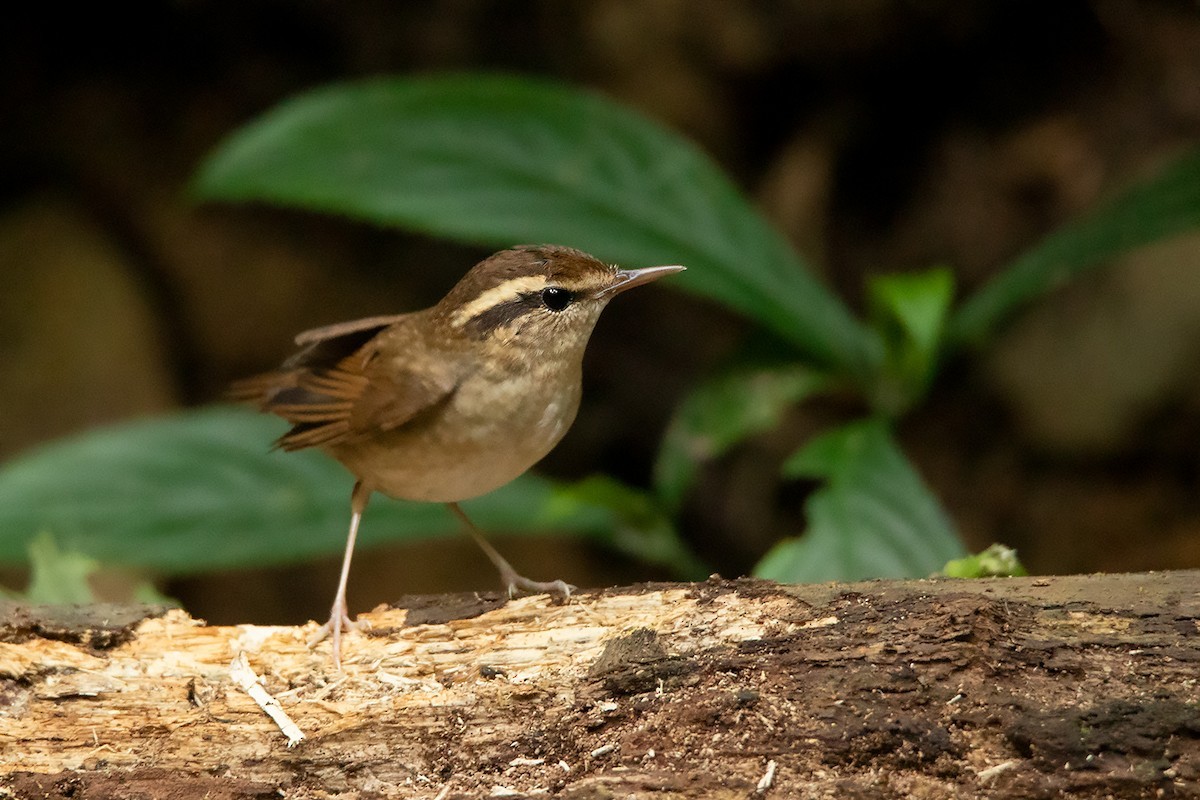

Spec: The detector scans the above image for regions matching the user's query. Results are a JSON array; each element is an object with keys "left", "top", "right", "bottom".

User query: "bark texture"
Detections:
[{"left": 1, "top": 572, "right": 1198, "bottom": 799}]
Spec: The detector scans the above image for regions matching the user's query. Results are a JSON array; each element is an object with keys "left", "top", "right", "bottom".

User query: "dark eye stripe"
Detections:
[{"left": 466, "top": 292, "right": 543, "bottom": 335}]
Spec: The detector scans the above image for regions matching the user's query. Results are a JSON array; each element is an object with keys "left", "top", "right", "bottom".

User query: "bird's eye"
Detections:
[{"left": 541, "top": 287, "right": 574, "bottom": 312}]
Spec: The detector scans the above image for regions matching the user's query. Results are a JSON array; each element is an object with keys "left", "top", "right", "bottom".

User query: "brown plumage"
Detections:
[
  {"left": 232, "top": 245, "right": 618, "bottom": 453},
  {"left": 230, "top": 316, "right": 411, "bottom": 451}
]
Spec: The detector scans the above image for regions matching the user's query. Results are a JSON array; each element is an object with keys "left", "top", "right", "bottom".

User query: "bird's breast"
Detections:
[{"left": 333, "top": 362, "right": 582, "bottom": 503}]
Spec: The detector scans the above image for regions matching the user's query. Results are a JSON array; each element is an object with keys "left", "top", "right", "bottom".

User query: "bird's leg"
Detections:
[
  {"left": 446, "top": 502, "right": 575, "bottom": 599},
  {"left": 309, "top": 481, "right": 372, "bottom": 669}
]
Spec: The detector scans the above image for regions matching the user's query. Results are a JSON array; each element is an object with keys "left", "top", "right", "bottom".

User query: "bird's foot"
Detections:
[
  {"left": 308, "top": 600, "right": 360, "bottom": 669},
  {"left": 501, "top": 569, "right": 576, "bottom": 600},
  {"left": 447, "top": 502, "right": 577, "bottom": 602}
]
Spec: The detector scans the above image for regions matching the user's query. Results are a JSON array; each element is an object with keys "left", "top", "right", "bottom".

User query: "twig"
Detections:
[
  {"left": 755, "top": 759, "right": 777, "bottom": 794},
  {"left": 228, "top": 652, "right": 305, "bottom": 747}
]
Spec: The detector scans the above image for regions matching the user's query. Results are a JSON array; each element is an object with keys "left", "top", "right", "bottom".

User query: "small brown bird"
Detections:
[{"left": 234, "top": 245, "right": 684, "bottom": 667}]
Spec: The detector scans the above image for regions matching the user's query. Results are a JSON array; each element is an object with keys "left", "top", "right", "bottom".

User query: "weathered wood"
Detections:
[{"left": 1, "top": 572, "right": 1198, "bottom": 799}]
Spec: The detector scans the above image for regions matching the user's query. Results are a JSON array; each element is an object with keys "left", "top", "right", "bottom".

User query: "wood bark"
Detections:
[{"left": 1, "top": 572, "right": 1198, "bottom": 799}]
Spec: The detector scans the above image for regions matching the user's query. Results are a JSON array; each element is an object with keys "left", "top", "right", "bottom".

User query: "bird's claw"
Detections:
[
  {"left": 503, "top": 573, "right": 576, "bottom": 600},
  {"left": 308, "top": 601, "right": 360, "bottom": 669},
  {"left": 307, "top": 613, "right": 359, "bottom": 648}
]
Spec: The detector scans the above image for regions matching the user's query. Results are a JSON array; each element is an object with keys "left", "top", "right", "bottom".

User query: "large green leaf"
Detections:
[
  {"left": 0, "top": 408, "right": 632, "bottom": 575},
  {"left": 193, "top": 74, "right": 877, "bottom": 380},
  {"left": 754, "top": 418, "right": 966, "bottom": 582},
  {"left": 653, "top": 364, "right": 826, "bottom": 511},
  {"left": 951, "top": 146, "right": 1200, "bottom": 346}
]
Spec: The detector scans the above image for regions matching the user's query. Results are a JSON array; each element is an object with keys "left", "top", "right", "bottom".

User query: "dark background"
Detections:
[{"left": 3, "top": 1, "right": 1199, "bottom": 623}]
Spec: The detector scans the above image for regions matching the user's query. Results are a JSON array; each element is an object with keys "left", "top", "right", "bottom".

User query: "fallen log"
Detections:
[{"left": 1, "top": 572, "right": 1198, "bottom": 799}]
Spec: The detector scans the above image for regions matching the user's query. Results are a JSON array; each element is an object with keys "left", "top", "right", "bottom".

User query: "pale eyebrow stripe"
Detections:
[{"left": 450, "top": 275, "right": 549, "bottom": 327}]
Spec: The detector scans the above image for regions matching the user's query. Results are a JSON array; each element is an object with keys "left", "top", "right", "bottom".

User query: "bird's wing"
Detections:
[
  {"left": 231, "top": 315, "right": 458, "bottom": 451},
  {"left": 293, "top": 315, "right": 407, "bottom": 347}
]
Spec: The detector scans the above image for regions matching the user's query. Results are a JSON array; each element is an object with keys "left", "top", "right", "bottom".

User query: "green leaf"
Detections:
[
  {"left": 754, "top": 418, "right": 967, "bottom": 582},
  {"left": 24, "top": 531, "right": 99, "bottom": 604},
  {"left": 0, "top": 407, "right": 627, "bottom": 575},
  {"left": 193, "top": 74, "right": 878, "bottom": 381},
  {"left": 951, "top": 146, "right": 1200, "bottom": 346},
  {"left": 941, "top": 543, "right": 1028, "bottom": 578},
  {"left": 132, "top": 582, "right": 180, "bottom": 606},
  {"left": 867, "top": 266, "right": 954, "bottom": 413},
  {"left": 0, "top": 532, "right": 178, "bottom": 604},
  {"left": 653, "top": 364, "right": 826, "bottom": 511},
  {"left": 550, "top": 475, "right": 709, "bottom": 580}
]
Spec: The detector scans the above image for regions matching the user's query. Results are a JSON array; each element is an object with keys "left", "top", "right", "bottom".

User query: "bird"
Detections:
[{"left": 232, "top": 245, "right": 684, "bottom": 667}]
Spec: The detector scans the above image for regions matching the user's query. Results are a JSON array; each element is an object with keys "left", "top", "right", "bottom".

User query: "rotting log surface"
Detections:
[{"left": 1, "top": 573, "right": 1198, "bottom": 799}]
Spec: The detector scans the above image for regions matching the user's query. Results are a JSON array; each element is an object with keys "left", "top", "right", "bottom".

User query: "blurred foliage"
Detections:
[
  {"left": 654, "top": 363, "right": 827, "bottom": 513},
  {"left": 21, "top": 532, "right": 98, "bottom": 604},
  {"left": 867, "top": 267, "right": 955, "bottom": 415},
  {"left": 4, "top": 74, "right": 1200, "bottom": 586},
  {"left": 942, "top": 544, "right": 1029, "bottom": 579},
  {"left": 1, "top": 531, "right": 175, "bottom": 605},
  {"left": 757, "top": 419, "right": 962, "bottom": 581}
]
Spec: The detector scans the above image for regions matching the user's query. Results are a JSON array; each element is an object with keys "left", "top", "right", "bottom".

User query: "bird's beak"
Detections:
[{"left": 598, "top": 264, "right": 686, "bottom": 298}]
